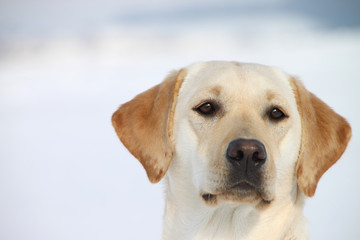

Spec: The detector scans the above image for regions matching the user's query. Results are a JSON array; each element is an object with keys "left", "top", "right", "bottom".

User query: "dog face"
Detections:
[
  {"left": 112, "top": 61, "right": 351, "bottom": 208},
  {"left": 173, "top": 62, "right": 303, "bottom": 207}
]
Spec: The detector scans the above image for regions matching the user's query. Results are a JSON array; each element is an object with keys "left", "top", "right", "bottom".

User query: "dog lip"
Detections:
[
  {"left": 229, "top": 181, "right": 256, "bottom": 190},
  {"left": 230, "top": 182, "right": 274, "bottom": 203},
  {"left": 202, "top": 193, "right": 215, "bottom": 201},
  {"left": 201, "top": 193, "right": 219, "bottom": 205},
  {"left": 203, "top": 181, "right": 257, "bottom": 196},
  {"left": 262, "top": 199, "right": 272, "bottom": 204},
  {"left": 201, "top": 184, "right": 273, "bottom": 206}
]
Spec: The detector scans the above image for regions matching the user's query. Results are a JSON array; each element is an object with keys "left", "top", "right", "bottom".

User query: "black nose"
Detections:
[{"left": 226, "top": 139, "right": 267, "bottom": 168}]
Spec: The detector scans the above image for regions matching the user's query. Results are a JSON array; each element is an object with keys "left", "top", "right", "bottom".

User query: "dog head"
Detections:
[{"left": 112, "top": 61, "right": 351, "bottom": 208}]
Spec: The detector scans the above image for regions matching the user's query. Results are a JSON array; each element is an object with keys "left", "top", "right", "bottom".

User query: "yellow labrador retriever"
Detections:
[{"left": 112, "top": 61, "right": 351, "bottom": 240}]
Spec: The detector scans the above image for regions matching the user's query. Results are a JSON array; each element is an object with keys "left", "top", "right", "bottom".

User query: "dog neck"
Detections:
[{"left": 161, "top": 174, "right": 307, "bottom": 240}]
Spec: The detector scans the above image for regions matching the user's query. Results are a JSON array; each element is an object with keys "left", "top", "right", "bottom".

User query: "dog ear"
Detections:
[
  {"left": 290, "top": 78, "right": 351, "bottom": 197},
  {"left": 112, "top": 70, "right": 186, "bottom": 183}
]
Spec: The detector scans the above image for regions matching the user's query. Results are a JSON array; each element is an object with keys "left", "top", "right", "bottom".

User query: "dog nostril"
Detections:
[
  {"left": 253, "top": 152, "right": 259, "bottom": 161},
  {"left": 253, "top": 151, "right": 266, "bottom": 162},
  {"left": 236, "top": 151, "right": 244, "bottom": 160},
  {"left": 252, "top": 151, "right": 266, "bottom": 167},
  {"left": 227, "top": 148, "right": 245, "bottom": 161}
]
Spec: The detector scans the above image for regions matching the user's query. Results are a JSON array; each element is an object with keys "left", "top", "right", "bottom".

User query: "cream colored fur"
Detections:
[{"left": 112, "top": 61, "right": 351, "bottom": 240}]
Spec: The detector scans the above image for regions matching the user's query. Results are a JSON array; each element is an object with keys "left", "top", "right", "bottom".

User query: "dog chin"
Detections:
[{"left": 201, "top": 183, "right": 274, "bottom": 209}]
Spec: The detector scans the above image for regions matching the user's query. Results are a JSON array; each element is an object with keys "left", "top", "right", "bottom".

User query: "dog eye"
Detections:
[
  {"left": 195, "top": 102, "right": 217, "bottom": 116},
  {"left": 269, "top": 108, "right": 286, "bottom": 120}
]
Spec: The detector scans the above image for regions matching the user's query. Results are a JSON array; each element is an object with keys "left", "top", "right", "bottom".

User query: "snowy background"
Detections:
[{"left": 0, "top": 0, "right": 359, "bottom": 239}]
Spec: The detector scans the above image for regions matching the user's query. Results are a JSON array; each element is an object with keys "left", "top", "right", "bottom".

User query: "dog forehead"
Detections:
[{"left": 178, "top": 61, "right": 293, "bottom": 103}]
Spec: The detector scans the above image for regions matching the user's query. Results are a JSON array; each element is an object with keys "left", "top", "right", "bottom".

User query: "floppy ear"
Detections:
[
  {"left": 290, "top": 78, "right": 351, "bottom": 197},
  {"left": 112, "top": 70, "right": 186, "bottom": 183}
]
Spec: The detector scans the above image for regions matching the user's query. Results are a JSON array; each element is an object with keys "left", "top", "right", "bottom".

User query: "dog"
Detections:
[{"left": 112, "top": 61, "right": 351, "bottom": 240}]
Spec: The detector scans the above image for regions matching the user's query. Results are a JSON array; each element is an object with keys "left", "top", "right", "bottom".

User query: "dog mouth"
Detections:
[
  {"left": 201, "top": 181, "right": 273, "bottom": 206},
  {"left": 230, "top": 181, "right": 256, "bottom": 192}
]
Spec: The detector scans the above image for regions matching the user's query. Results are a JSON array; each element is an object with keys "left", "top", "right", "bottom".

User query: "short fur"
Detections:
[{"left": 112, "top": 61, "right": 351, "bottom": 240}]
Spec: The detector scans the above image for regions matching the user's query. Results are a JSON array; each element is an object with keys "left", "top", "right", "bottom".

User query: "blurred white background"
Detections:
[{"left": 0, "top": 0, "right": 359, "bottom": 239}]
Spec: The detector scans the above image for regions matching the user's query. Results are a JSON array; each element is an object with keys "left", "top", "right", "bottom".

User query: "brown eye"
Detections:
[
  {"left": 269, "top": 108, "right": 286, "bottom": 120},
  {"left": 196, "top": 102, "right": 216, "bottom": 115}
]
